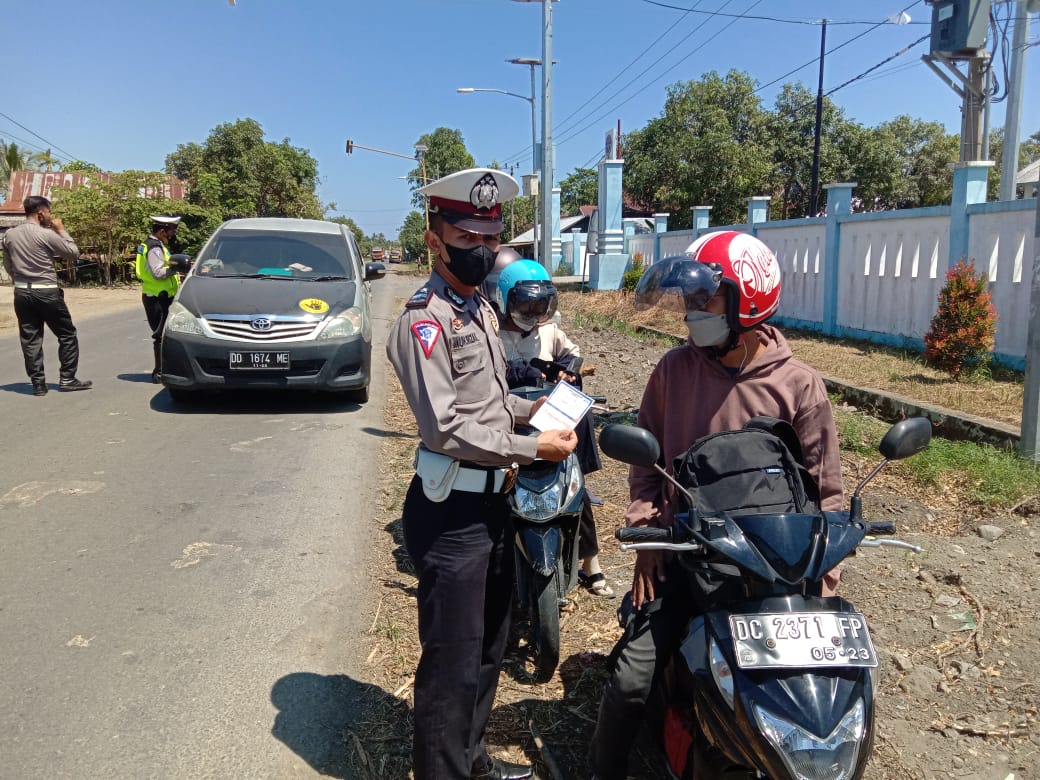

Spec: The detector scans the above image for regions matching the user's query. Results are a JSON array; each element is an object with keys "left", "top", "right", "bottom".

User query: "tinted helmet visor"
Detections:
[
  {"left": 507, "top": 280, "right": 559, "bottom": 330},
  {"left": 633, "top": 256, "right": 723, "bottom": 313}
]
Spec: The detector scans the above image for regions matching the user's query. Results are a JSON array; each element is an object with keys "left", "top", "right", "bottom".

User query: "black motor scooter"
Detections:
[{"left": 598, "top": 417, "right": 932, "bottom": 779}]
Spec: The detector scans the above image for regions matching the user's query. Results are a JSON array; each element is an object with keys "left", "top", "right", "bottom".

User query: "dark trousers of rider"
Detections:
[
  {"left": 589, "top": 560, "right": 740, "bottom": 779},
  {"left": 14, "top": 287, "right": 80, "bottom": 383},
  {"left": 402, "top": 476, "right": 513, "bottom": 780},
  {"left": 142, "top": 292, "right": 173, "bottom": 373}
]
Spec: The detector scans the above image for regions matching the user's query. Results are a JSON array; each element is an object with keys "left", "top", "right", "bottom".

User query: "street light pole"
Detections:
[
  {"left": 512, "top": 0, "right": 557, "bottom": 273},
  {"left": 508, "top": 57, "right": 541, "bottom": 266},
  {"left": 458, "top": 75, "right": 540, "bottom": 261},
  {"left": 345, "top": 138, "right": 431, "bottom": 270}
]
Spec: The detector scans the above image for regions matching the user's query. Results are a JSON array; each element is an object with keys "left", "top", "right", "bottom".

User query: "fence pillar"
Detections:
[
  {"left": 588, "top": 157, "right": 629, "bottom": 289},
  {"left": 746, "top": 197, "right": 770, "bottom": 234},
  {"left": 822, "top": 183, "right": 856, "bottom": 336},
  {"left": 652, "top": 212, "right": 669, "bottom": 265},
  {"left": 551, "top": 186, "right": 563, "bottom": 272},
  {"left": 1021, "top": 186, "right": 1040, "bottom": 461},
  {"left": 949, "top": 161, "right": 993, "bottom": 268},
  {"left": 692, "top": 205, "right": 712, "bottom": 235}
]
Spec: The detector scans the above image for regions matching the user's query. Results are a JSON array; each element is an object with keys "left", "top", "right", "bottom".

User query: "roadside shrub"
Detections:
[
  {"left": 622, "top": 252, "right": 645, "bottom": 293},
  {"left": 555, "top": 260, "right": 574, "bottom": 276},
  {"left": 923, "top": 258, "right": 997, "bottom": 380}
]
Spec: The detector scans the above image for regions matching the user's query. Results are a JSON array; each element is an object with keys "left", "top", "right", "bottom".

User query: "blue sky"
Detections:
[{"left": 3, "top": 0, "right": 1038, "bottom": 237}]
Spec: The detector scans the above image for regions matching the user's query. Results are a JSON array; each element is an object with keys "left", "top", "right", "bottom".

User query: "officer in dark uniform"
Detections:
[{"left": 386, "top": 168, "right": 577, "bottom": 780}]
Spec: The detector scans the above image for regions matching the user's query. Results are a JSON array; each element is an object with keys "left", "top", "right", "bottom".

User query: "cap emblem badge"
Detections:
[{"left": 470, "top": 174, "right": 500, "bottom": 211}]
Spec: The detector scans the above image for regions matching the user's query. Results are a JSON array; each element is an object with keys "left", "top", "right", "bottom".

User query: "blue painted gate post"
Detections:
[
  {"left": 692, "top": 206, "right": 712, "bottom": 237},
  {"left": 588, "top": 156, "right": 629, "bottom": 289},
  {"left": 551, "top": 187, "right": 563, "bottom": 272},
  {"left": 949, "top": 161, "right": 993, "bottom": 268},
  {"left": 653, "top": 213, "right": 668, "bottom": 265},
  {"left": 746, "top": 197, "right": 770, "bottom": 234},
  {"left": 821, "top": 183, "right": 856, "bottom": 336}
]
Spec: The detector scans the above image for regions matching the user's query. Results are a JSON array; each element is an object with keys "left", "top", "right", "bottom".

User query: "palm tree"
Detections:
[{"left": 0, "top": 140, "right": 49, "bottom": 201}]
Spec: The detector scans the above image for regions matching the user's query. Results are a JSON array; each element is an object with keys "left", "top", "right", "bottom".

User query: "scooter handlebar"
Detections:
[
  {"left": 865, "top": 520, "right": 896, "bottom": 535},
  {"left": 616, "top": 526, "right": 672, "bottom": 542}
]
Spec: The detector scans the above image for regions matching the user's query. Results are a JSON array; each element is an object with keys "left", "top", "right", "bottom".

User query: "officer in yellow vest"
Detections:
[{"left": 136, "top": 215, "right": 183, "bottom": 383}]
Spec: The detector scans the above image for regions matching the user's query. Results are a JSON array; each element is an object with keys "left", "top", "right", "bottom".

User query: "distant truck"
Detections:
[
  {"left": 389, "top": 248, "right": 402, "bottom": 262},
  {"left": 371, "top": 247, "right": 385, "bottom": 262}
]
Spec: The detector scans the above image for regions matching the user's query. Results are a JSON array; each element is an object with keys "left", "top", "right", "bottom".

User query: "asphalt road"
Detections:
[{"left": 0, "top": 272, "right": 417, "bottom": 778}]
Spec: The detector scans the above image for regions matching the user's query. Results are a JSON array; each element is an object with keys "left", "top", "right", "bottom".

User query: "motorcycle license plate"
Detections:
[
  {"left": 229, "top": 351, "right": 290, "bottom": 370},
  {"left": 729, "top": 612, "right": 878, "bottom": 669}
]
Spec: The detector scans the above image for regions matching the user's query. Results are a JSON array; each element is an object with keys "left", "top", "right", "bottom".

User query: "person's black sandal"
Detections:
[{"left": 578, "top": 570, "right": 615, "bottom": 598}]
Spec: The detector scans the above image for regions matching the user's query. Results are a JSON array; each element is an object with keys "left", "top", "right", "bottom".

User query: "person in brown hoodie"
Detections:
[{"left": 588, "top": 231, "right": 843, "bottom": 780}]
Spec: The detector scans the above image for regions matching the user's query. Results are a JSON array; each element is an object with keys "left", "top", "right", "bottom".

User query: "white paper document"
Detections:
[{"left": 527, "top": 381, "right": 595, "bottom": 432}]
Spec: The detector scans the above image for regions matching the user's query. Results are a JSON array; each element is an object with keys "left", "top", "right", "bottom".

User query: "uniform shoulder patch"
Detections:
[
  {"left": 406, "top": 286, "right": 433, "bottom": 309},
  {"left": 411, "top": 320, "right": 442, "bottom": 358}
]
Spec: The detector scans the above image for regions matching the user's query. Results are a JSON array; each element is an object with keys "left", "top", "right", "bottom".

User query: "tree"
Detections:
[
  {"left": 559, "top": 167, "right": 597, "bottom": 216},
  {"left": 406, "top": 128, "right": 475, "bottom": 210},
  {"left": 62, "top": 160, "right": 103, "bottom": 174},
  {"left": 624, "top": 71, "right": 773, "bottom": 227},
  {"left": 767, "top": 84, "right": 852, "bottom": 218},
  {"left": 398, "top": 210, "right": 427, "bottom": 262},
  {"left": 1, "top": 141, "right": 44, "bottom": 201},
  {"left": 51, "top": 171, "right": 215, "bottom": 286},
  {"left": 165, "top": 118, "right": 322, "bottom": 221},
  {"left": 327, "top": 215, "right": 364, "bottom": 247}
]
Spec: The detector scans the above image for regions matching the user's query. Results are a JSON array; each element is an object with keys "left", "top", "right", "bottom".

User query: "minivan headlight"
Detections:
[
  {"left": 165, "top": 301, "right": 203, "bottom": 335},
  {"left": 318, "top": 308, "right": 363, "bottom": 339}
]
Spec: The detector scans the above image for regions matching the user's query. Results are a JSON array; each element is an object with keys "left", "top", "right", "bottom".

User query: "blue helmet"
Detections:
[{"left": 496, "top": 259, "right": 558, "bottom": 331}]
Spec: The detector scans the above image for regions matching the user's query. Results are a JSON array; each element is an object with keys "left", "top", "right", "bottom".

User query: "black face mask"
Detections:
[{"left": 444, "top": 242, "right": 498, "bottom": 286}]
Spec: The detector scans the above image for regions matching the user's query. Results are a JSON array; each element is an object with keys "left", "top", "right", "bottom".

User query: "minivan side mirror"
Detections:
[{"left": 364, "top": 262, "right": 386, "bottom": 281}]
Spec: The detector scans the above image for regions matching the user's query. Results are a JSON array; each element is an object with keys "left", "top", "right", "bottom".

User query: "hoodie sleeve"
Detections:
[
  {"left": 792, "top": 389, "right": 844, "bottom": 511},
  {"left": 625, "top": 358, "right": 669, "bottom": 528}
]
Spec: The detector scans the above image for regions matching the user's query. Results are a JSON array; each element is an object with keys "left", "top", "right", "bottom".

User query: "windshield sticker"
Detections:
[
  {"left": 299, "top": 298, "right": 330, "bottom": 314},
  {"left": 411, "top": 320, "right": 442, "bottom": 359}
]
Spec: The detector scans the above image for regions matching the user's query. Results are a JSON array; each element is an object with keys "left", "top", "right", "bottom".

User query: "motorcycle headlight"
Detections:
[
  {"left": 165, "top": 302, "right": 203, "bottom": 335},
  {"left": 317, "top": 307, "right": 364, "bottom": 340},
  {"left": 566, "top": 457, "right": 582, "bottom": 502},
  {"left": 512, "top": 483, "right": 563, "bottom": 521},
  {"left": 753, "top": 699, "right": 865, "bottom": 780},
  {"left": 708, "top": 638, "right": 735, "bottom": 710}
]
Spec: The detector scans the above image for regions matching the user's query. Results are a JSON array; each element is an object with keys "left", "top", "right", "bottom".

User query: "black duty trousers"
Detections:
[
  {"left": 401, "top": 476, "right": 513, "bottom": 780},
  {"left": 142, "top": 293, "right": 173, "bottom": 372},
  {"left": 14, "top": 287, "right": 80, "bottom": 384}
]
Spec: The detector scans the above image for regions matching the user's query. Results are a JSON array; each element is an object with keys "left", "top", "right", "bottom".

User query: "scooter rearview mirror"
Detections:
[
  {"left": 599, "top": 424, "right": 660, "bottom": 467},
  {"left": 879, "top": 417, "right": 932, "bottom": 461}
]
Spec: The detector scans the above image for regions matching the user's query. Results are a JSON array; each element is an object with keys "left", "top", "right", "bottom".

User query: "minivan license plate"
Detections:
[
  {"left": 229, "top": 351, "right": 291, "bottom": 370},
  {"left": 729, "top": 611, "right": 877, "bottom": 669}
]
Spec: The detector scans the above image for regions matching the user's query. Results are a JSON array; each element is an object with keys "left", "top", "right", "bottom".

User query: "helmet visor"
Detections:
[
  {"left": 634, "top": 256, "right": 723, "bottom": 313},
  {"left": 507, "top": 280, "right": 558, "bottom": 331}
]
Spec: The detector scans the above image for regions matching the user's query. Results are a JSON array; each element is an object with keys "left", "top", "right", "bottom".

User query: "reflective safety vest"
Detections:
[{"left": 135, "top": 237, "right": 179, "bottom": 297}]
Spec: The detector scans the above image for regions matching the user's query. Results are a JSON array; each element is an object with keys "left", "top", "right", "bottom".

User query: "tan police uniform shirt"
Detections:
[
  {"left": 1, "top": 221, "right": 79, "bottom": 284},
  {"left": 387, "top": 269, "right": 540, "bottom": 467}
]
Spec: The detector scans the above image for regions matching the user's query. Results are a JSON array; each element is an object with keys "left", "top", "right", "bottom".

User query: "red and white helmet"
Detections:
[{"left": 684, "top": 231, "right": 781, "bottom": 332}]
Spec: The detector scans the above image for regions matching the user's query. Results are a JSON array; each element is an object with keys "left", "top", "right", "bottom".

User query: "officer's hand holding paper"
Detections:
[{"left": 528, "top": 380, "right": 595, "bottom": 432}]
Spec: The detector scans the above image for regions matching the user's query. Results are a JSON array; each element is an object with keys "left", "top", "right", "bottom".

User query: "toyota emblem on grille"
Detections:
[{"left": 251, "top": 317, "right": 273, "bottom": 331}]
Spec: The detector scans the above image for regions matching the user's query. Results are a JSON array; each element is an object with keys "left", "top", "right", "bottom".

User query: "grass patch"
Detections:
[
  {"left": 835, "top": 407, "right": 1040, "bottom": 508},
  {"left": 572, "top": 310, "right": 677, "bottom": 347}
]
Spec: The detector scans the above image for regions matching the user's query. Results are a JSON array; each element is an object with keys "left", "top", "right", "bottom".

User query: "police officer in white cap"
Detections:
[
  {"left": 136, "top": 215, "right": 185, "bottom": 383},
  {"left": 386, "top": 168, "right": 577, "bottom": 780}
]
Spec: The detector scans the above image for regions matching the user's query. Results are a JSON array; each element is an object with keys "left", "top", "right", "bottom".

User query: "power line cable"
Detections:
[
  {"left": 551, "top": 0, "right": 764, "bottom": 152},
  {"left": 0, "top": 110, "right": 77, "bottom": 161},
  {"left": 639, "top": 0, "right": 927, "bottom": 26}
]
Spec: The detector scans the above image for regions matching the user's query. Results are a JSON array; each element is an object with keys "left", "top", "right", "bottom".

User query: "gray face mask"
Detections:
[{"left": 685, "top": 310, "right": 731, "bottom": 347}]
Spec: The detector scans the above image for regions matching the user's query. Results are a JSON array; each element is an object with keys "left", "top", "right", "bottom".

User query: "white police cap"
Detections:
[
  {"left": 420, "top": 168, "right": 519, "bottom": 235},
  {"left": 151, "top": 215, "right": 182, "bottom": 226}
]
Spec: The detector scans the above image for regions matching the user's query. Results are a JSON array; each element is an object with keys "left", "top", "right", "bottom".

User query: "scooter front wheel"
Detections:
[{"left": 530, "top": 569, "right": 562, "bottom": 682}]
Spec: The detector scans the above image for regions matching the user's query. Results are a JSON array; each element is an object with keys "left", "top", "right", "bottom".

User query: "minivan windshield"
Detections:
[{"left": 193, "top": 229, "right": 355, "bottom": 280}]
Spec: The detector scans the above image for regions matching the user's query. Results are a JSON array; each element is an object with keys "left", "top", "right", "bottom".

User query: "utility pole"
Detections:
[
  {"left": 539, "top": 0, "right": 554, "bottom": 274},
  {"left": 1000, "top": 1, "right": 1031, "bottom": 200},
  {"left": 809, "top": 19, "right": 827, "bottom": 217},
  {"left": 1022, "top": 185, "right": 1040, "bottom": 461}
]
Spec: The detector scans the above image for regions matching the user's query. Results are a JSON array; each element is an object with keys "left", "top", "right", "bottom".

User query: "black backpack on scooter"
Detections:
[{"left": 672, "top": 416, "right": 821, "bottom": 518}]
